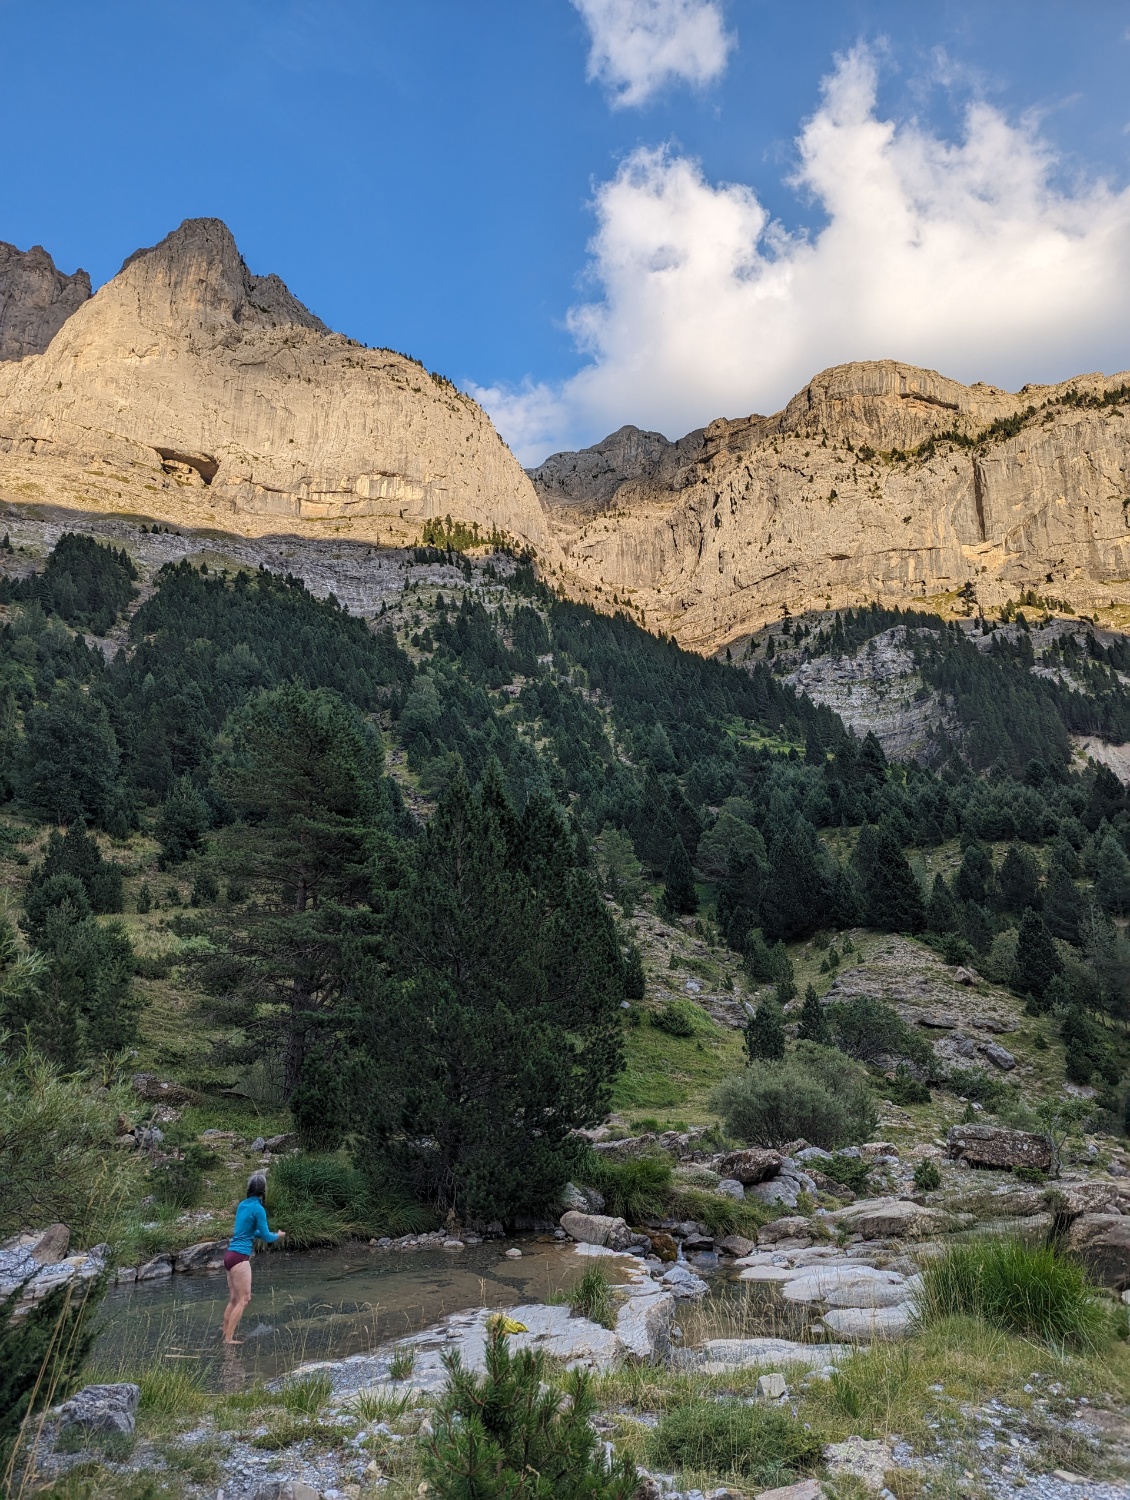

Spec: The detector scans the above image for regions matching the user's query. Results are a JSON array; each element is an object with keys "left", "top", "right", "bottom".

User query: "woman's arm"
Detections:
[{"left": 253, "top": 1200, "right": 281, "bottom": 1244}]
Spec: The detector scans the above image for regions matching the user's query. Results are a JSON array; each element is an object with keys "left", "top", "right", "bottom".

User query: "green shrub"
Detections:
[
  {"left": 877, "top": 1064, "right": 931, "bottom": 1106},
  {"left": 917, "top": 1238, "right": 1108, "bottom": 1348},
  {"left": 648, "top": 1400, "right": 821, "bottom": 1484},
  {"left": 827, "top": 995, "right": 932, "bottom": 1067},
  {"left": 651, "top": 1000, "right": 698, "bottom": 1037},
  {"left": 913, "top": 1160, "right": 942, "bottom": 1193},
  {"left": 710, "top": 1042, "right": 877, "bottom": 1149},
  {"left": 423, "top": 1323, "right": 637, "bottom": 1500},
  {"left": 819, "top": 1154, "right": 871, "bottom": 1194},
  {"left": 0, "top": 1044, "right": 140, "bottom": 1244},
  {"left": 149, "top": 1144, "right": 217, "bottom": 1209},
  {"left": 946, "top": 1066, "right": 1008, "bottom": 1109}
]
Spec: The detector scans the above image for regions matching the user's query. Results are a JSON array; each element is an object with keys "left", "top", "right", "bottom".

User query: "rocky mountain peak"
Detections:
[
  {"left": 0, "top": 240, "right": 91, "bottom": 360},
  {"left": 110, "top": 217, "right": 326, "bottom": 344}
]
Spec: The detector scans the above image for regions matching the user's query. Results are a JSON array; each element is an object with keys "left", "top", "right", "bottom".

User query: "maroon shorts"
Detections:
[{"left": 224, "top": 1250, "right": 250, "bottom": 1271}]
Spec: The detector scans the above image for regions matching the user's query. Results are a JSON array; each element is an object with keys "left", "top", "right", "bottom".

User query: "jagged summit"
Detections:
[
  {"left": 115, "top": 217, "right": 327, "bottom": 340},
  {"left": 0, "top": 217, "right": 554, "bottom": 556},
  {"left": 0, "top": 240, "right": 91, "bottom": 361}
]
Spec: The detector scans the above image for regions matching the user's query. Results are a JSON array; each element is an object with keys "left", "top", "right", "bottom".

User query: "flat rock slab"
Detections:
[
  {"left": 739, "top": 1265, "right": 796, "bottom": 1282},
  {"left": 781, "top": 1265, "right": 906, "bottom": 1305},
  {"left": 755, "top": 1480, "right": 824, "bottom": 1500},
  {"left": 823, "top": 1304, "right": 913, "bottom": 1340},
  {"left": 824, "top": 1198, "right": 945, "bottom": 1239},
  {"left": 697, "top": 1338, "right": 853, "bottom": 1372}
]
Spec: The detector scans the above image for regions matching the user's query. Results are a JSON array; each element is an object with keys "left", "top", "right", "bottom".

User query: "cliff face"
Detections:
[
  {"left": 0, "top": 219, "right": 553, "bottom": 557},
  {"left": 0, "top": 242, "right": 91, "bottom": 361},
  {"left": 531, "top": 359, "right": 1130, "bottom": 651}
]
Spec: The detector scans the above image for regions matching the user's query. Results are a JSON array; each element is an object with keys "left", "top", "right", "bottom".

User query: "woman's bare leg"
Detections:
[{"left": 222, "top": 1260, "right": 253, "bottom": 1344}]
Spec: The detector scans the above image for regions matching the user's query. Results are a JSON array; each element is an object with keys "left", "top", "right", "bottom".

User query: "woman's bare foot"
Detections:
[{"left": 223, "top": 1337, "right": 244, "bottom": 1346}]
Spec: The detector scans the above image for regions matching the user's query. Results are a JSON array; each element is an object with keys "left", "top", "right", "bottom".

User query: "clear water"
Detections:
[{"left": 91, "top": 1237, "right": 606, "bottom": 1389}]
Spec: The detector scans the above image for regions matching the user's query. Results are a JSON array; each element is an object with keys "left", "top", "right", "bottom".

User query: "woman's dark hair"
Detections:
[{"left": 246, "top": 1172, "right": 267, "bottom": 1202}]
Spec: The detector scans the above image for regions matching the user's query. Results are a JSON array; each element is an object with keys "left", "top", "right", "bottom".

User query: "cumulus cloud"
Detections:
[
  {"left": 572, "top": 0, "right": 733, "bottom": 108},
  {"left": 473, "top": 46, "right": 1130, "bottom": 463}
]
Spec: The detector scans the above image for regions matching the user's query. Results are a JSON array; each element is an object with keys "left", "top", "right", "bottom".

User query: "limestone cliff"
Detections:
[
  {"left": 0, "top": 219, "right": 553, "bottom": 558},
  {"left": 531, "top": 360, "right": 1130, "bottom": 651},
  {"left": 0, "top": 242, "right": 91, "bottom": 361}
]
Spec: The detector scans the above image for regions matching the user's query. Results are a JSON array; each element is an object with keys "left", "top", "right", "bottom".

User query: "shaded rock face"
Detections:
[
  {"left": 0, "top": 218, "right": 554, "bottom": 561},
  {"left": 1063, "top": 1214, "right": 1130, "bottom": 1290},
  {"left": 717, "top": 1148, "right": 782, "bottom": 1185},
  {"left": 0, "top": 242, "right": 91, "bottom": 361},
  {"left": 532, "top": 358, "right": 1130, "bottom": 652},
  {"left": 947, "top": 1124, "right": 1053, "bottom": 1173}
]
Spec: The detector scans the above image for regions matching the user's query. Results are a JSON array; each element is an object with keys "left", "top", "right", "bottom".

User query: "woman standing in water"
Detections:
[{"left": 222, "top": 1172, "right": 285, "bottom": 1344}]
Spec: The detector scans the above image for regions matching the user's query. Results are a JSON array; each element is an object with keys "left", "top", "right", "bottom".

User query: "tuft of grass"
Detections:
[
  {"left": 669, "top": 1186, "right": 769, "bottom": 1238},
  {"left": 350, "top": 1387, "right": 423, "bottom": 1424},
  {"left": 277, "top": 1372, "right": 333, "bottom": 1415},
  {"left": 648, "top": 1400, "right": 822, "bottom": 1485},
  {"left": 251, "top": 1417, "right": 345, "bottom": 1451},
  {"left": 388, "top": 1347, "right": 417, "bottom": 1381},
  {"left": 565, "top": 1264, "right": 616, "bottom": 1329},
  {"left": 916, "top": 1238, "right": 1108, "bottom": 1349},
  {"left": 136, "top": 1363, "right": 209, "bottom": 1418},
  {"left": 270, "top": 1152, "right": 433, "bottom": 1248}
]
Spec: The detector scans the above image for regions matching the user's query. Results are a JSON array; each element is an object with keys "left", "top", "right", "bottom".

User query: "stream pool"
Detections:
[{"left": 90, "top": 1238, "right": 623, "bottom": 1389}]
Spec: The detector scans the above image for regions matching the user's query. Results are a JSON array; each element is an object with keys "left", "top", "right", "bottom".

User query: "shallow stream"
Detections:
[{"left": 92, "top": 1238, "right": 614, "bottom": 1389}]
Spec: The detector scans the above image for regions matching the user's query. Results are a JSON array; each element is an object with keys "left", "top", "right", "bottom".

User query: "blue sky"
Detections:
[{"left": 3, "top": 1, "right": 1130, "bottom": 459}]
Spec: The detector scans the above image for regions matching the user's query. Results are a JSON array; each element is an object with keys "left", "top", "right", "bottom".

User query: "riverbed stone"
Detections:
[
  {"left": 661, "top": 1264, "right": 709, "bottom": 1298},
  {"left": 757, "top": 1373, "right": 789, "bottom": 1399},
  {"left": 718, "top": 1235, "right": 757, "bottom": 1257},
  {"left": 823, "top": 1304, "right": 913, "bottom": 1340},
  {"left": 56, "top": 1382, "right": 139, "bottom": 1438},
  {"left": 615, "top": 1285, "right": 675, "bottom": 1360},
  {"left": 781, "top": 1265, "right": 907, "bottom": 1306},
  {"left": 823, "top": 1197, "right": 945, "bottom": 1239},
  {"left": 136, "top": 1254, "right": 173, "bottom": 1280},
  {"left": 738, "top": 1264, "right": 796, "bottom": 1282},
  {"left": 174, "top": 1240, "right": 227, "bottom": 1274},
  {"left": 560, "top": 1211, "right": 637, "bottom": 1252},
  {"left": 758, "top": 1217, "right": 813, "bottom": 1245}
]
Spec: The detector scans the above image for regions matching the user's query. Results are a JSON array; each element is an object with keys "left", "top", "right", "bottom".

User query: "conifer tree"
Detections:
[
  {"left": 422, "top": 1322, "right": 638, "bottom": 1500},
  {"left": 996, "top": 844, "right": 1040, "bottom": 915},
  {"left": 156, "top": 775, "right": 211, "bottom": 866},
  {"left": 623, "top": 943, "right": 646, "bottom": 1001},
  {"left": 1095, "top": 832, "right": 1130, "bottom": 916},
  {"left": 745, "top": 995, "right": 786, "bottom": 1062},
  {"left": 851, "top": 824, "right": 925, "bottom": 933},
  {"left": 1042, "top": 865, "right": 1085, "bottom": 946},
  {"left": 797, "top": 983, "right": 830, "bottom": 1045},
  {"left": 1014, "top": 909, "right": 1063, "bottom": 1005},
  {"left": 926, "top": 873, "right": 961, "bottom": 934},
  {"left": 955, "top": 843, "right": 994, "bottom": 907},
  {"left": 660, "top": 835, "right": 698, "bottom": 918}
]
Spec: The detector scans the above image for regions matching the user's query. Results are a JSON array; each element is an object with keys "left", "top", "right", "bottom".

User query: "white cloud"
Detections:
[
  {"left": 572, "top": 0, "right": 733, "bottom": 108},
  {"left": 476, "top": 46, "right": 1130, "bottom": 464}
]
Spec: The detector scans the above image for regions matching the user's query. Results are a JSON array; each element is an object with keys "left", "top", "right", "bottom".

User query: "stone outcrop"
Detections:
[
  {"left": 55, "top": 1383, "right": 139, "bottom": 1439},
  {"left": 0, "top": 241, "right": 91, "bottom": 360},
  {"left": 717, "top": 1148, "right": 783, "bottom": 1185},
  {"left": 531, "top": 359, "right": 1130, "bottom": 652},
  {"left": 0, "top": 218, "right": 554, "bottom": 562},
  {"left": 947, "top": 1124, "right": 1053, "bottom": 1173},
  {"left": 1063, "top": 1213, "right": 1130, "bottom": 1290}
]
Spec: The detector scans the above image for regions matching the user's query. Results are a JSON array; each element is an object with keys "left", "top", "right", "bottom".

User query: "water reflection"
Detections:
[{"left": 92, "top": 1238, "right": 607, "bottom": 1389}]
